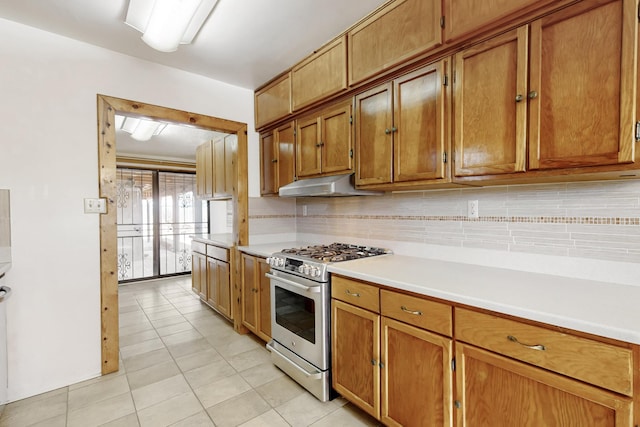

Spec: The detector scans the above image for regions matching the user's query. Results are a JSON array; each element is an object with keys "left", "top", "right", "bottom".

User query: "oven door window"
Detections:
[{"left": 274, "top": 286, "right": 316, "bottom": 344}]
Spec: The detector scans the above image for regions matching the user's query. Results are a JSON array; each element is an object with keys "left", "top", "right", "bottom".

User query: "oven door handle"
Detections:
[
  {"left": 266, "top": 273, "right": 321, "bottom": 293},
  {"left": 266, "top": 341, "right": 323, "bottom": 379}
]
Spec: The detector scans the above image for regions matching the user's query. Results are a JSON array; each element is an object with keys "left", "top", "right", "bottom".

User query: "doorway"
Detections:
[{"left": 97, "top": 95, "right": 249, "bottom": 374}]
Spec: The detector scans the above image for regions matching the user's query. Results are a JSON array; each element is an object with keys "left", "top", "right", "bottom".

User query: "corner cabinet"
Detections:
[
  {"left": 240, "top": 253, "right": 271, "bottom": 342},
  {"left": 331, "top": 276, "right": 453, "bottom": 425},
  {"left": 260, "top": 121, "right": 296, "bottom": 196},
  {"left": 355, "top": 60, "right": 451, "bottom": 189},
  {"left": 348, "top": 0, "right": 442, "bottom": 86},
  {"left": 296, "top": 99, "right": 353, "bottom": 178},
  {"left": 453, "top": 0, "right": 637, "bottom": 182}
]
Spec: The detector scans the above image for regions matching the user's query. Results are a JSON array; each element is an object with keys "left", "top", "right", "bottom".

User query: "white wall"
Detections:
[{"left": 0, "top": 18, "right": 258, "bottom": 401}]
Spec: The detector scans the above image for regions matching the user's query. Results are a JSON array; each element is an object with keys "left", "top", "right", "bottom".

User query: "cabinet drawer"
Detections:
[
  {"left": 381, "top": 290, "right": 452, "bottom": 337},
  {"left": 455, "top": 308, "right": 633, "bottom": 395},
  {"left": 191, "top": 241, "right": 206, "bottom": 254},
  {"left": 331, "top": 276, "right": 379, "bottom": 313},
  {"left": 206, "top": 245, "right": 229, "bottom": 262}
]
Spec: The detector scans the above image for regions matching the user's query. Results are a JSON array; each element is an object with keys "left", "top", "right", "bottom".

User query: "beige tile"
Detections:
[
  {"left": 175, "top": 349, "right": 222, "bottom": 373},
  {"left": 68, "top": 374, "right": 130, "bottom": 411},
  {"left": 161, "top": 329, "right": 204, "bottom": 347},
  {"left": 137, "top": 392, "right": 203, "bottom": 427},
  {"left": 254, "top": 376, "right": 306, "bottom": 407},
  {"left": 127, "top": 360, "right": 181, "bottom": 390},
  {"left": 31, "top": 414, "right": 67, "bottom": 426},
  {"left": 309, "top": 403, "right": 380, "bottom": 427},
  {"left": 100, "top": 413, "right": 141, "bottom": 427},
  {"left": 119, "top": 321, "right": 154, "bottom": 337},
  {"left": 226, "top": 347, "right": 270, "bottom": 372},
  {"left": 145, "top": 308, "right": 182, "bottom": 321},
  {"left": 184, "top": 358, "right": 237, "bottom": 390},
  {"left": 131, "top": 374, "right": 191, "bottom": 410},
  {"left": 168, "top": 411, "right": 214, "bottom": 427},
  {"left": 122, "top": 348, "right": 173, "bottom": 373},
  {"left": 120, "top": 329, "right": 159, "bottom": 347},
  {"left": 150, "top": 315, "right": 186, "bottom": 329},
  {"left": 193, "top": 374, "right": 252, "bottom": 409},
  {"left": 239, "top": 362, "right": 286, "bottom": 388},
  {"left": 238, "top": 409, "right": 290, "bottom": 427},
  {"left": 0, "top": 388, "right": 67, "bottom": 426},
  {"left": 155, "top": 321, "right": 196, "bottom": 337},
  {"left": 276, "top": 392, "right": 342, "bottom": 427},
  {"left": 67, "top": 392, "right": 135, "bottom": 427},
  {"left": 207, "top": 390, "right": 270, "bottom": 427},
  {"left": 120, "top": 338, "right": 166, "bottom": 359},
  {"left": 177, "top": 304, "right": 211, "bottom": 315},
  {"left": 212, "top": 333, "right": 264, "bottom": 358},
  {"left": 166, "top": 338, "right": 213, "bottom": 359}
]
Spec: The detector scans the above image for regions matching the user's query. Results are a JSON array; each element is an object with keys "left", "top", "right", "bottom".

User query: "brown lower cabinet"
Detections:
[
  {"left": 240, "top": 253, "right": 271, "bottom": 341},
  {"left": 331, "top": 275, "right": 637, "bottom": 426},
  {"left": 190, "top": 243, "right": 233, "bottom": 321}
]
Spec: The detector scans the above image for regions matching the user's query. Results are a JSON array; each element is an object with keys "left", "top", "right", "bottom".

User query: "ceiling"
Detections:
[{"left": 0, "top": 0, "right": 388, "bottom": 90}]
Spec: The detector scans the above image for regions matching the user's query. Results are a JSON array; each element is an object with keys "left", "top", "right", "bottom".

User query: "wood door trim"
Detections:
[{"left": 97, "top": 94, "right": 249, "bottom": 374}]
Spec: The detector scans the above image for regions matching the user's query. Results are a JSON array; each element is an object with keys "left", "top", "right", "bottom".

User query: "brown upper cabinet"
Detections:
[
  {"left": 195, "top": 141, "right": 212, "bottom": 198},
  {"left": 348, "top": 0, "right": 442, "bottom": 86},
  {"left": 255, "top": 73, "right": 291, "bottom": 129},
  {"left": 292, "top": 36, "right": 348, "bottom": 112},
  {"left": 296, "top": 99, "right": 353, "bottom": 178},
  {"left": 355, "top": 60, "right": 450, "bottom": 188},
  {"left": 453, "top": 0, "right": 637, "bottom": 180},
  {"left": 443, "top": 0, "right": 558, "bottom": 42},
  {"left": 260, "top": 121, "right": 296, "bottom": 196},
  {"left": 213, "top": 134, "right": 236, "bottom": 199}
]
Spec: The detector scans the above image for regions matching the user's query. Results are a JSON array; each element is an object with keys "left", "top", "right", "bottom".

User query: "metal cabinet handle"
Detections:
[
  {"left": 528, "top": 91, "right": 538, "bottom": 99},
  {"left": 266, "top": 341, "right": 323, "bottom": 379},
  {"left": 391, "top": 127, "right": 397, "bottom": 133},
  {"left": 385, "top": 128, "right": 391, "bottom": 134},
  {"left": 507, "top": 335, "right": 546, "bottom": 351},
  {"left": 271, "top": 159, "right": 277, "bottom": 163},
  {"left": 345, "top": 289, "right": 361, "bottom": 297},
  {"left": 515, "top": 94, "right": 524, "bottom": 102},
  {"left": 265, "top": 272, "right": 321, "bottom": 293},
  {"left": 401, "top": 306, "right": 422, "bottom": 316}
]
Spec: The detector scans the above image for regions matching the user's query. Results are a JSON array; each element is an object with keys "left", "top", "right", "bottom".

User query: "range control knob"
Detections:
[
  {"left": 310, "top": 267, "right": 320, "bottom": 277},
  {"left": 266, "top": 257, "right": 272, "bottom": 266},
  {"left": 303, "top": 265, "right": 310, "bottom": 275},
  {"left": 277, "top": 258, "right": 285, "bottom": 267}
]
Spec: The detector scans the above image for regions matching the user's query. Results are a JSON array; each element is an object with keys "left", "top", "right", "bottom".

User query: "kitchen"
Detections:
[{"left": 1, "top": 0, "right": 640, "bottom": 426}]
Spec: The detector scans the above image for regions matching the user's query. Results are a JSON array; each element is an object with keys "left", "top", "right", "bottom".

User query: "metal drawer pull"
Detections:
[
  {"left": 507, "top": 335, "right": 546, "bottom": 351},
  {"left": 401, "top": 306, "right": 422, "bottom": 316},
  {"left": 345, "top": 289, "right": 361, "bottom": 297}
]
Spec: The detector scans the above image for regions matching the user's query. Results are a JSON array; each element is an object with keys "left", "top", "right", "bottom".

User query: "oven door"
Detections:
[{"left": 267, "top": 270, "right": 329, "bottom": 371}]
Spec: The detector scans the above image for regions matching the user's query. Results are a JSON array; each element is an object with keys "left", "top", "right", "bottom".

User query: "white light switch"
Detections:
[{"left": 84, "top": 198, "right": 107, "bottom": 214}]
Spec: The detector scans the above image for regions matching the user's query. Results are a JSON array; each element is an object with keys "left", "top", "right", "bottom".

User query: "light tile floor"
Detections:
[{"left": 0, "top": 276, "right": 381, "bottom": 427}]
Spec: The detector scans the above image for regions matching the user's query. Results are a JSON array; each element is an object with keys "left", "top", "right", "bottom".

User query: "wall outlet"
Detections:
[
  {"left": 84, "top": 198, "right": 107, "bottom": 214},
  {"left": 467, "top": 200, "right": 479, "bottom": 219}
]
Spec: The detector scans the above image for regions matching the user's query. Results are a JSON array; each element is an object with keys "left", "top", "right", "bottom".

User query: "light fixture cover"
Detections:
[
  {"left": 119, "top": 116, "right": 167, "bottom": 141},
  {"left": 125, "top": 0, "right": 219, "bottom": 52}
]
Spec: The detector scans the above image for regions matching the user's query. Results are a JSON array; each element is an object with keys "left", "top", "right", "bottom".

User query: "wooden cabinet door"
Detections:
[
  {"left": 453, "top": 27, "right": 528, "bottom": 177},
  {"left": 297, "top": 115, "right": 322, "bottom": 177},
  {"left": 292, "top": 36, "right": 348, "bottom": 111},
  {"left": 204, "top": 140, "right": 214, "bottom": 197},
  {"left": 206, "top": 256, "right": 217, "bottom": 307},
  {"left": 528, "top": 0, "right": 636, "bottom": 170},
  {"left": 255, "top": 73, "right": 291, "bottom": 129},
  {"left": 332, "top": 299, "right": 381, "bottom": 419},
  {"left": 260, "top": 131, "right": 276, "bottom": 195},
  {"left": 275, "top": 121, "right": 296, "bottom": 189},
  {"left": 241, "top": 254, "right": 258, "bottom": 334},
  {"left": 195, "top": 143, "right": 207, "bottom": 198},
  {"left": 355, "top": 83, "right": 393, "bottom": 186},
  {"left": 191, "top": 252, "right": 206, "bottom": 297},
  {"left": 381, "top": 318, "right": 453, "bottom": 427},
  {"left": 257, "top": 258, "right": 271, "bottom": 340},
  {"left": 444, "top": 0, "right": 555, "bottom": 42},
  {"left": 213, "top": 138, "right": 225, "bottom": 197},
  {"left": 223, "top": 134, "right": 236, "bottom": 197},
  {"left": 216, "top": 260, "right": 232, "bottom": 319},
  {"left": 456, "top": 343, "right": 633, "bottom": 427},
  {"left": 348, "top": 0, "right": 442, "bottom": 85},
  {"left": 321, "top": 100, "right": 353, "bottom": 174},
  {"left": 394, "top": 61, "right": 448, "bottom": 183}
]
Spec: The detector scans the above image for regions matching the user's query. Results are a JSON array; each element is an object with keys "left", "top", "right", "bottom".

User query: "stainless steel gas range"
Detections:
[{"left": 265, "top": 243, "right": 391, "bottom": 401}]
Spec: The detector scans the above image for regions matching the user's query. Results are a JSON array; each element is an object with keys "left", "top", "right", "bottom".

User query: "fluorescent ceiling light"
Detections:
[
  {"left": 125, "top": 0, "right": 218, "bottom": 52},
  {"left": 119, "top": 116, "right": 167, "bottom": 141}
]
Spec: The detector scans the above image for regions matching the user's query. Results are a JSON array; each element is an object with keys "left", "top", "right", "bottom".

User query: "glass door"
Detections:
[{"left": 116, "top": 168, "right": 207, "bottom": 282}]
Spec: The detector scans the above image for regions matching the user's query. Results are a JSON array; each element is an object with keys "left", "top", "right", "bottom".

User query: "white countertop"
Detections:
[
  {"left": 191, "top": 234, "right": 235, "bottom": 248},
  {"left": 328, "top": 254, "right": 640, "bottom": 345},
  {"left": 238, "top": 241, "right": 311, "bottom": 258}
]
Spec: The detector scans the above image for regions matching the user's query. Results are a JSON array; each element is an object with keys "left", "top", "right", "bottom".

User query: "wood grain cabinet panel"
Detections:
[
  {"left": 453, "top": 27, "right": 528, "bottom": 177},
  {"left": 255, "top": 73, "right": 291, "bottom": 129},
  {"left": 260, "top": 122, "right": 295, "bottom": 196},
  {"left": 380, "top": 289, "right": 452, "bottom": 336},
  {"left": 257, "top": 257, "right": 271, "bottom": 339},
  {"left": 331, "top": 275, "right": 380, "bottom": 312},
  {"left": 240, "top": 253, "right": 271, "bottom": 342},
  {"left": 292, "top": 36, "right": 347, "bottom": 111},
  {"left": 191, "top": 251, "right": 207, "bottom": 300},
  {"left": 456, "top": 343, "right": 633, "bottom": 427},
  {"left": 348, "top": 0, "right": 442, "bottom": 85},
  {"left": 259, "top": 131, "right": 276, "bottom": 195},
  {"left": 296, "top": 100, "right": 353, "bottom": 178},
  {"left": 356, "top": 60, "right": 450, "bottom": 188}
]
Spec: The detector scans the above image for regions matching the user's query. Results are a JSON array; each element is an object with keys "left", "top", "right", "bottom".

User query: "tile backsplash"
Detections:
[{"left": 250, "top": 180, "right": 640, "bottom": 264}]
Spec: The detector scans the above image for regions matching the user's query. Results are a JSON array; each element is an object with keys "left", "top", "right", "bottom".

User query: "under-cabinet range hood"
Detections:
[{"left": 278, "top": 173, "right": 382, "bottom": 197}]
